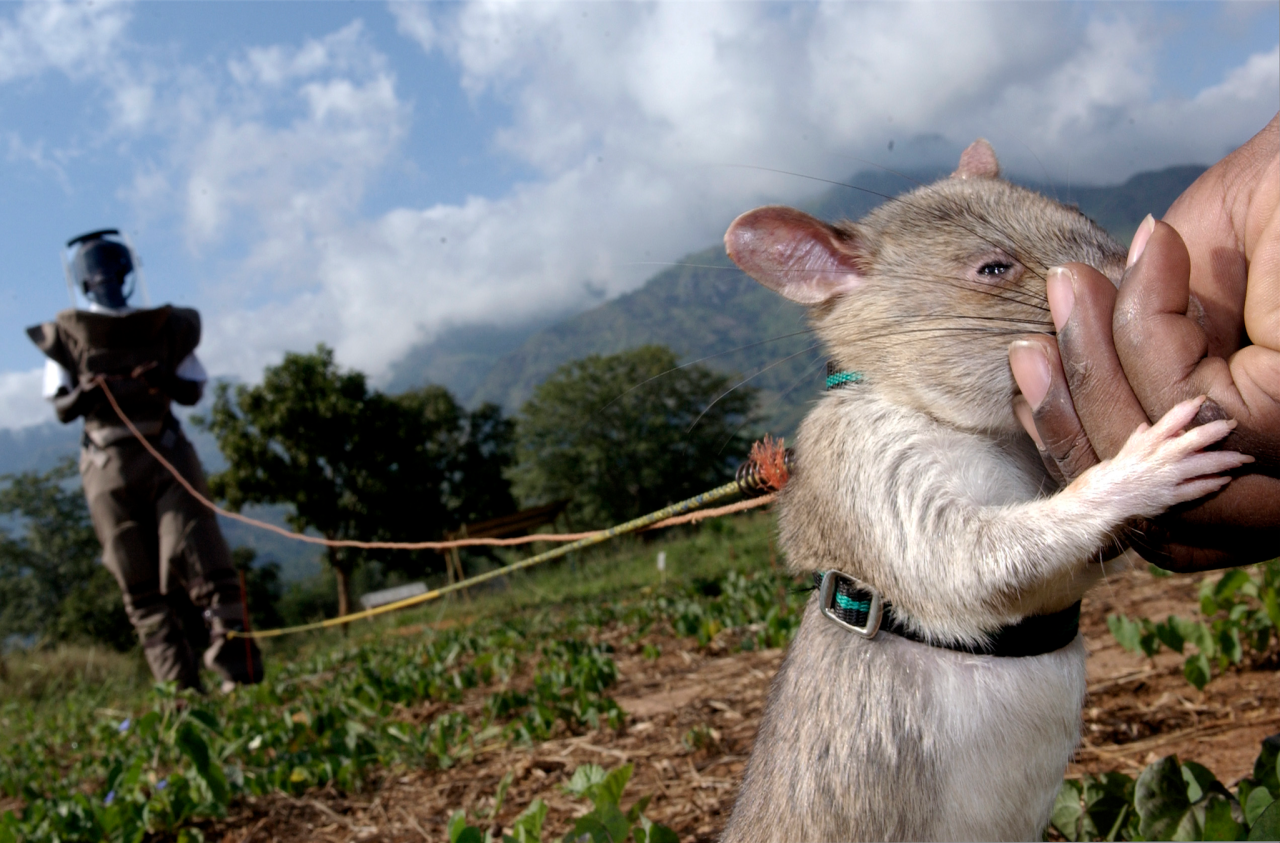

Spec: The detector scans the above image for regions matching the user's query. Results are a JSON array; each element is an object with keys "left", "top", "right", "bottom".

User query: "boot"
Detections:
[{"left": 202, "top": 603, "right": 264, "bottom": 691}]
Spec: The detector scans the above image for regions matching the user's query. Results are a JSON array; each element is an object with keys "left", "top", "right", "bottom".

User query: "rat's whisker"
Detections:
[
  {"left": 716, "top": 349, "right": 828, "bottom": 456},
  {"left": 718, "top": 164, "right": 898, "bottom": 204},
  {"left": 687, "top": 342, "right": 823, "bottom": 434}
]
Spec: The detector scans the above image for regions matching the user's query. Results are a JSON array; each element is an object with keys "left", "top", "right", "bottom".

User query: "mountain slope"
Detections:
[
  {"left": 469, "top": 246, "right": 818, "bottom": 435},
  {"left": 458, "top": 163, "right": 1208, "bottom": 434},
  {"left": 0, "top": 163, "right": 1209, "bottom": 507}
]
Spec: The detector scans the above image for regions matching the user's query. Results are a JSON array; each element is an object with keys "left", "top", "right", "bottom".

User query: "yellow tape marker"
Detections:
[{"left": 230, "top": 480, "right": 747, "bottom": 639}]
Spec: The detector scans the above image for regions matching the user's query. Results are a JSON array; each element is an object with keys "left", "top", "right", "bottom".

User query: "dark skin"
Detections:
[{"left": 1009, "top": 114, "right": 1279, "bottom": 572}]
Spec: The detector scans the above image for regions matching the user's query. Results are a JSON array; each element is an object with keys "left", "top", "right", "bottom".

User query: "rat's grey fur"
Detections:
[{"left": 719, "top": 142, "right": 1245, "bottom": 842}]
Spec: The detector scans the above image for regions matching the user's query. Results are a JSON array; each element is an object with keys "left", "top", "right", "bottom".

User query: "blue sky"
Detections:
[{"left": 0, "top": 0, "right": 1276, "bottom": 430}]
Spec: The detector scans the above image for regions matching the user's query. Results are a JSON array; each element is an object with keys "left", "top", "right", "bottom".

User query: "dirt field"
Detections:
[{"left": 206, "top": 565, "right": 1278, "bottom": 842}]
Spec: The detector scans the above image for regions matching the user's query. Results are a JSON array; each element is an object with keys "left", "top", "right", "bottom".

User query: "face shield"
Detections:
[{"left": 62, "top": 229, "right": 151, "bottom": 310}]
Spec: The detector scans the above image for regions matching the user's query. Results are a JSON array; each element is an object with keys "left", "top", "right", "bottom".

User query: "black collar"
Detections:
[{"left": 814, "top": 570, "right": 1080, "bottom": 657}]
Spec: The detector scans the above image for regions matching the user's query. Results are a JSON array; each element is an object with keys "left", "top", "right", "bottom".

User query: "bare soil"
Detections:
[{"left": 206, "top": 566, "right": 1278, "bottom": 843}]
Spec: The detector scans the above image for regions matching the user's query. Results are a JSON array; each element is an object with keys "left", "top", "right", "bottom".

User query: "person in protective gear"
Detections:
[{"left": 27, "top": 230, "right": 263, "bottom": 692}]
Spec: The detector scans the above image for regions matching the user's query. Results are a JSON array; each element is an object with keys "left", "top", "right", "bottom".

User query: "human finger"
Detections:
[
  {"left": 1116, "top": 221, "right": 1280, "bottom": 472},
  {"left": 1050, "top": 263, "right": 1152, "bottom": 458},
  {"left": 1009, "top": 336, "right": 1094, "bottom": 484},
  {"left": 1161, "top": 114, "right": 1276, "bottom": 357}
]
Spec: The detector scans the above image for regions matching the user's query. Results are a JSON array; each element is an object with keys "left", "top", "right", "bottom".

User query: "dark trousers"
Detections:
[{"left": 80, "top": 426, "right": 260, "bottom": 689}]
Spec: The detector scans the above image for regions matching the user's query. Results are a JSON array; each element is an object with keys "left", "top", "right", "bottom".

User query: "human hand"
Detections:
[
  {"left": 132, "top": 361, "right": 203, "bottom": 406},
  {"left": 52, "top": 378, "right": 101, "bottom": 424},
  {"left": 1009, "top": 114, "right": 1280, "bottom": 571}
]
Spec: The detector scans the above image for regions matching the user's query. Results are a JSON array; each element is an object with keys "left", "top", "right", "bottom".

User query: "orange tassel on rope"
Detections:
[{"left": 737, "top": 435, "right": 793, "bottom": 496}]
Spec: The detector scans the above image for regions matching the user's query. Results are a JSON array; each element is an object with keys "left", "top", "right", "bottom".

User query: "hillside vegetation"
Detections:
[
  {"left": 457, "top": 164, "right": 1207, "bottom": 434},
  {"left": 5, "top": 513, "right": 1280, "bottom": 842}
]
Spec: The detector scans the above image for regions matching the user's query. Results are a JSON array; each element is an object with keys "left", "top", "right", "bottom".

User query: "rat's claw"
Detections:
[
  {"left": 1150, "top": 395, "right": 1208, "bottom": 438},
  {"left": 1174, "top": 417, "right": 1238, "bottom": 453}
]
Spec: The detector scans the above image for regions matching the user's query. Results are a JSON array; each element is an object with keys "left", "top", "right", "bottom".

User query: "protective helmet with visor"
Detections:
[{"left": 64, "top": 229, "right": 145, "bottom": 310}]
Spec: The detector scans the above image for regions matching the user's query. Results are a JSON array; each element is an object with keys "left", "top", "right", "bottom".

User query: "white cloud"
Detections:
[
  {"left": 178, "top": 69, "right": 405, "bottom": 252},
  {"left": 228, "top": 20, "right": 385, "bottom": 88},
  {"left": 289, "top": 1, "right": 1273, "bottom": 383},
  {"left": 147, "top": 22, "right": 403, "bottom": 255},
  {"left": 138, "top": 23, "right": 409, "bottom": 377},
  {"left": 390, "top": 2, "right": 435, "bottom": 55},
  {"left": 0, "top": 0, "right": 129, "bottom": 83},
  {"left": 5, "top": 133, "right": 71, "bottom": 191},
  {"left": 0, "top": 368, "right": 52, "bottom": 430},
  {"left": 1, "top": 1, "right": 1275, "bottom": 432}
]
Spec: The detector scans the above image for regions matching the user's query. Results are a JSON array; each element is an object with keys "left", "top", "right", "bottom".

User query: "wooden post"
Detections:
[
  {"left": 237, "top": 568, "right": 256, "bottom": 683},
  {"left": 561, "top": 509, "right": 578, "bottom": 573}
]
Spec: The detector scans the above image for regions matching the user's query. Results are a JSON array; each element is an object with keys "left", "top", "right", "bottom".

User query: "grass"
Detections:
[
  {"left": 253, "top": 511, "right": 781, "bottom": 669},
  {"left": 0, "top": 508, "right": 781, "bottom": 744},
  {"left": 0, "top": 510, "right": 797, "bottom": 843},
  {"left": 0, "top": 646, "right": 151, "bottom": 707},
  {"left": 7, "top": 511, "right": 1280, "bottom": 843}
]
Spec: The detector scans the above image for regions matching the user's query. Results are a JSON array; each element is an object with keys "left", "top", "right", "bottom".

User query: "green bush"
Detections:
[
  {"left": 1108, "top": 560, "right": 1280, "bottom": 690},
  {"left": 1051, "top": 736, "right": 1280, "bottom": 841}
]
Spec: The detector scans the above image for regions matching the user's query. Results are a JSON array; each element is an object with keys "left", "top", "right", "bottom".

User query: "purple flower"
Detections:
[
  {"left": 117, "top": 718, "right": 131, "bottom": 733},
  {"left": 156, "top": 778, "right": 167, "bottom": 791},
  {"left": 103, "top": 790, "right": 115, "bottom": 805}
]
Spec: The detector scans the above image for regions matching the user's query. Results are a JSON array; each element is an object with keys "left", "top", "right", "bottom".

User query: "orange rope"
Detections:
[
  {"left": 647, "top": 494, "right": 776, "bottom": 528},
  {"left": 94, "top": 378, "right": 774, "bottom": 551}
]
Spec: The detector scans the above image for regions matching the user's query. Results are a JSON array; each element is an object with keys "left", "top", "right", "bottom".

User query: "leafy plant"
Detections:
[
  {"left": 1051, "top": 736, "right": 1279, "bottom": 841},
  {"left": 640, "top": 569, "right": 803, "bottom": 650},
  {"left": 1107, "top": 559, "right": 1280, "bottom": 689},
  {"left": 1, "top": 529, "right": 801, "bottom": 842},
  {"left": 448, "top": 764, "right": 678, "bottom": 843}
]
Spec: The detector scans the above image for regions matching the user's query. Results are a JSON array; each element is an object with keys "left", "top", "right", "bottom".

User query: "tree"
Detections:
[
  {"left": 0, "top": 459, "right": 134, "bottom": 651},
  {"left": 441, "top": 400, "right": 518, "bottom": 527},
  {"left": 198, "top": 345, "right": 515, "bottom": 618},
  {"left": 511, "top": 345, "right": 759, "bottom": 529},
  {"left": 379, "top": 388, "right": 516, "bottom": 560}
]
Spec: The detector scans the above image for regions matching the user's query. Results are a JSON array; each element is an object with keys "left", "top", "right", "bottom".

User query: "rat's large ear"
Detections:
[
  {"left": 953, "top": 139, "right": 1000, "bottom": 179},
  {"left": 724, "top": 206, "right": 867, "bottom": 305}
]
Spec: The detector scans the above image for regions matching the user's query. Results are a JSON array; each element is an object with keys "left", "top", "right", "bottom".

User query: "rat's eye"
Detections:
[{"left": 978, "top": 261, "right": 1014, "bottom": 277}]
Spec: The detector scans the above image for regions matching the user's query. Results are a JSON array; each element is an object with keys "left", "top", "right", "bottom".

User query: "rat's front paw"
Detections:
[{"left": 1079, "top": 396, "right": 1254, "bottom": 521}]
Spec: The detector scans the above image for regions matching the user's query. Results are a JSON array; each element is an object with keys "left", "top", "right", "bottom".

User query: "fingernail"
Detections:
[
  {"left": 1046, "top": 266, "right": 1074, "bottom": 332},
  {"left": 1009, "top": 341, "right": 1051, "bottom": 410},
  {"left": 1127, "top": 214, "right": 1155, "bottom": 269},
  {"left": 1012, "top": 397, "right": 1046, "bottom": 450}
]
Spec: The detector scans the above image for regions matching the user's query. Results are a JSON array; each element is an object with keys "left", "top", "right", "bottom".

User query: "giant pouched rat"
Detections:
[{"left": 718, "top": 140, "right": 1251, "bottom": 842}]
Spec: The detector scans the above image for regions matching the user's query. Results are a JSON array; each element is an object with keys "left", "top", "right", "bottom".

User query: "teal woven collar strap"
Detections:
[{"left": 825, "top": 361, "right": 864, "bottom": 390}]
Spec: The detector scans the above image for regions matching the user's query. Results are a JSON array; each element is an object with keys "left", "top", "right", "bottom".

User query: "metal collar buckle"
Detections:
[{"left": 818, "top": 570, "right": 883, "bottom": 638}]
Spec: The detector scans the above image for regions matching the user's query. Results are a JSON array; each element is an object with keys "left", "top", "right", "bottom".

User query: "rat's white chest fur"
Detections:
[
  {"left": 927, "top": 634, "right": 1087, "bottom": 838},
  {"left": 780, "top": 389, "right": 1122, "bottom": 645},
  {"left": 720, "top": 389, "right": 1132, "bottom": 843}
]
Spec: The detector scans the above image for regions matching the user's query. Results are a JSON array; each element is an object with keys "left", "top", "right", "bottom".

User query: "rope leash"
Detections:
[
  {"left": 96, "top": 377, "right": 783, "bottom": 550},
  {"left": 228, "top": 481, "right": 768, "bottom": 639},
  {"left": 94, "top": 378, "right": 625, "bottom": 550},
  {"left": 93, "top": 378, "right": 790, "bottom": 639}
]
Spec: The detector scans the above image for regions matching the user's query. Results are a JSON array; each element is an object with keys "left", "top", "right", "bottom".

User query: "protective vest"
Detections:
[{"left": 27, "top": 306, "right": 201, "bottom": 446}]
